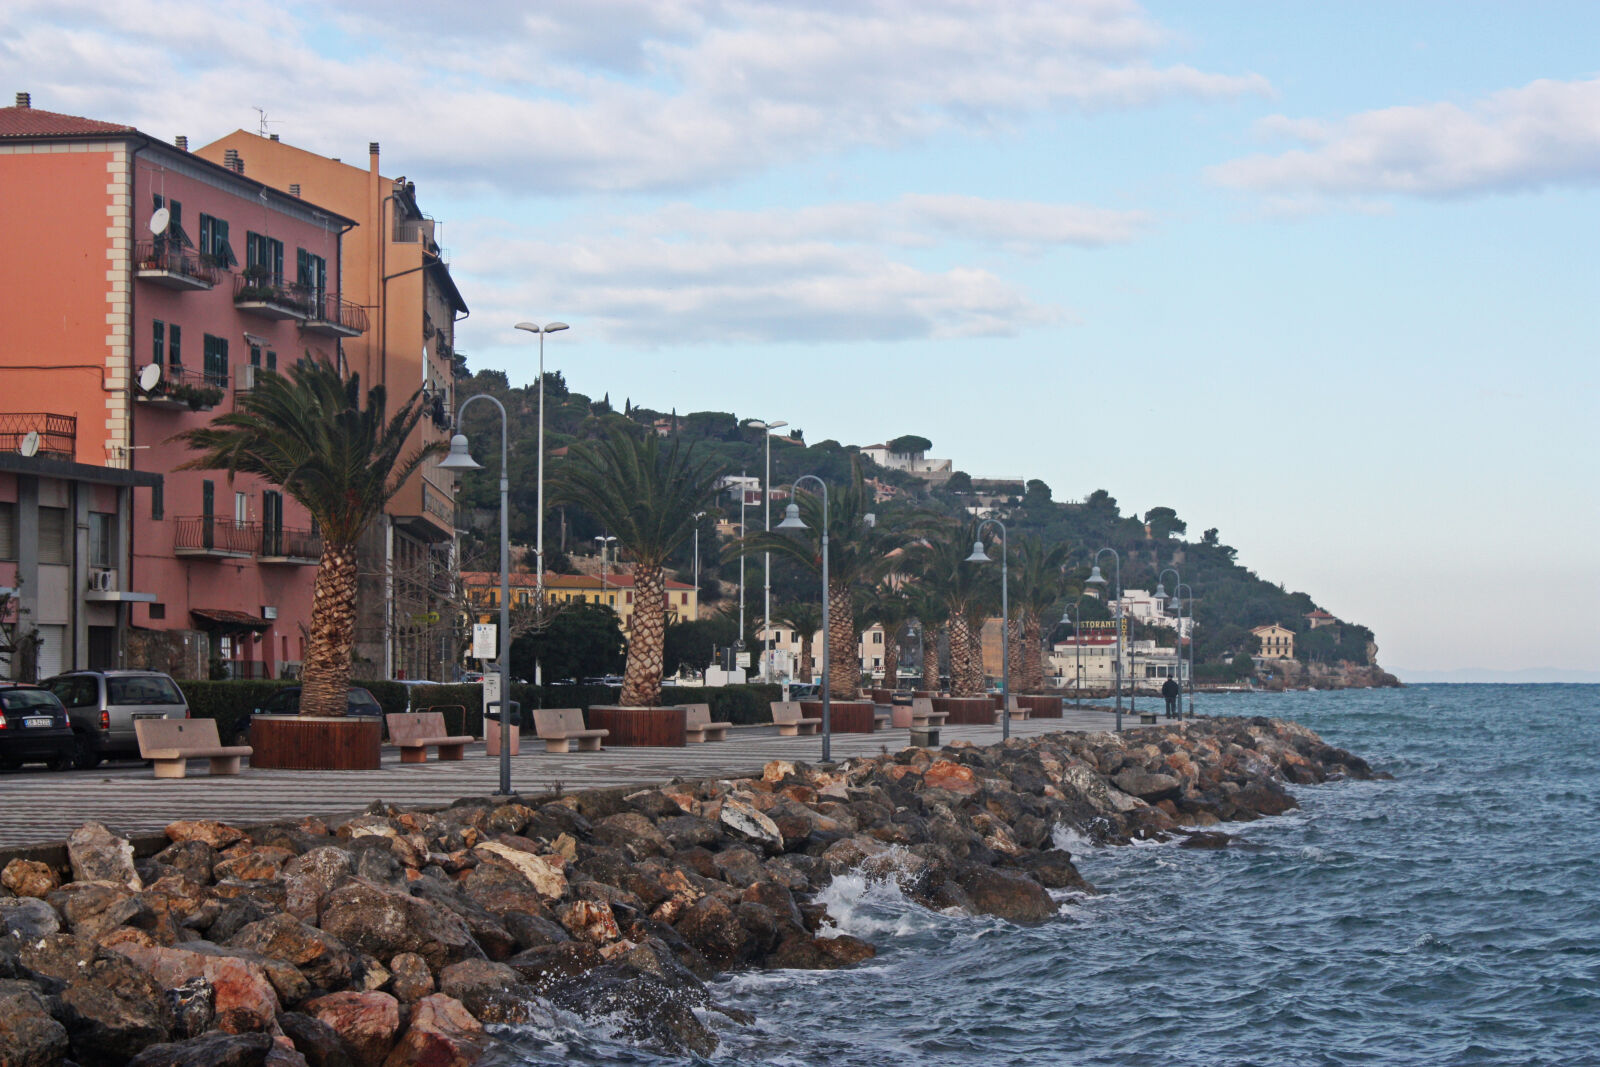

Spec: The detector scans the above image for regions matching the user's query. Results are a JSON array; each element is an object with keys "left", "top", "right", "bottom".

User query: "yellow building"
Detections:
[
  {"left": 463, "top": 571, "right": 699, "bottom": 633},
  {"left": 195, "top": 133, "right": 467, "bottom": 680},
  {"left": 1251, "top": 623, "right": 1296, "bottom": 660}
]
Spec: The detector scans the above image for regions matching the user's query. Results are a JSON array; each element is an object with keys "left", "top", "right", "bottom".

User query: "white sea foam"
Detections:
[
  {"left": 812, "top": 869, "right": 936, "bottom": 940},
  {"left": 1050, "top": 822, "right": 1097, "bottom": 853}
]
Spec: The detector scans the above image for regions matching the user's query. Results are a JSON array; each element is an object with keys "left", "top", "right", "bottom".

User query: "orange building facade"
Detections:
[
  {"left": 0, "top": 97, "right": 359, "bottom": 678},
  {"left": 196, "top": 133, "right": 467, "bottom": 681}
]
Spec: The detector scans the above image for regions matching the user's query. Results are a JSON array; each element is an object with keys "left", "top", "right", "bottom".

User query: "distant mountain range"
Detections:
[{"left": 1396, "top": 667, "right": 1600, "bottom": 684}]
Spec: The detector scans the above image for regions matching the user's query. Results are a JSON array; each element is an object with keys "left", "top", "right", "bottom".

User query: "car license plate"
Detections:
[
  {"left": 132, "top": 713, "right": 163, "bottom": 720},
  {"left": 23, "top": 717, "right": 52, "bottom": 728}
]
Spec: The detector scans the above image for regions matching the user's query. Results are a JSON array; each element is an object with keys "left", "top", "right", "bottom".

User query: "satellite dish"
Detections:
[
  {"left": 149, "top": 207, "right": 171, "bottom": 235},
  {"left": 138, "top": 363, "right": 162, "bottom": 392},
  {"left": 18, "top": 431, "right": 39, "bottom": 458}
]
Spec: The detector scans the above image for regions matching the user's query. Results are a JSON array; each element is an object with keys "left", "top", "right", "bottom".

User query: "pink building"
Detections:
[{"left": 0, "top": 95, "right": 361, "bottom": 679}]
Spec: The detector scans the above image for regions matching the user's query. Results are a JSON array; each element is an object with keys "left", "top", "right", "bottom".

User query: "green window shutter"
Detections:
[{"left": 152, "top": 320, "right": 164, "bottom": 365}]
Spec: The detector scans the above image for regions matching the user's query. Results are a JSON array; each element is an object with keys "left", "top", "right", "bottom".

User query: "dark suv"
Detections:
[
  {"left": 0, "top": 685, "right": 75, "bottom": 771},
  {"left": 46, "top": 671, "right": 190, "bottom": 769}
]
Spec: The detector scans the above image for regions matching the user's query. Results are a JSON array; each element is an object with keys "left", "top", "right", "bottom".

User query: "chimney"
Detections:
[
  {"left": 223, "top": 148, "right": 245, "bottom": 174},
  {"left": 289, "top": 183, "right": 301, "bottom": 198},
  {"left": 174, "top": 135, "right": 188, "bottom": 151},
  {"left": 369, "top": 142, "right": 380, "bottom": 157},
  {"left": 15, "top": 92, "right": 30, "bottom": 108},
  {"left": 269, "top": 133, "right": 279, "bottom": 141}
]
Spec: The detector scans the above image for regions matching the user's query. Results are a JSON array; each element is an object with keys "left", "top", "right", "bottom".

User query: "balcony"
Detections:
[
  {"left": 304, "top": 291, "right": 368, "bottom": 338},
  {"left": 134, "top": 364, "right": 223, "bottom": 412},
  {"left": 258, "top": 526, "right": 323, "bottom": 565},
  {"left": 233, "top": 273, "right": 313, "bottom": 321},
  {"left": 0, "top": 412, "right": 75, "bottom": 461},
  {"left": 134, "top": 241, "right": 221, "bottom": 291},
  {"left": 174, "top": 516, "right": 258, "bottom": 559}
]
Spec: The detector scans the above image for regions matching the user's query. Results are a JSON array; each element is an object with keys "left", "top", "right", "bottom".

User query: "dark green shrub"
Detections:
[
  {"left": 703, "top": 684, "right": 782, "bottom": 724},
  {"left": 177, "top": 679, "right": 298, "bottom": 744}
]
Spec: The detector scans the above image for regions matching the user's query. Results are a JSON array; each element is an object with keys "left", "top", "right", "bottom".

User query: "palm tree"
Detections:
[
  {"left": 910, "top": 521, "right": 998, "bottom": 696},
  {"left": 1011, "top": 536, "right": 1070, "bottom": 693},
  {"left": 744, "top": 458, "right": 907, "bottom": 698},
  {"left": 174, "top": 357, "right": 442, "bottom": 716},
  {"left": 859, "top": 580, "right": 912, "bottom": 690},
  {"left": 907, "top": 584, "right": 949, "bottom": 691},
  {"left": 778, "top": 601, "right": 823, "bottom": 682},
  {"left": 552, "top": 432, "right": 722, "bottom": 707}
]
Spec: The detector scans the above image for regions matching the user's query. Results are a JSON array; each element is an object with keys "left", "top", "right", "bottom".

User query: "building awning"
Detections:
[{"left": 191, "top": 608, "right": 272, "bottom": 630}]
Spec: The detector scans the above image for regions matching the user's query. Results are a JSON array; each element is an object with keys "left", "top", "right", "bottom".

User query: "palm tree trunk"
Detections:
[
  {"left": 301, "top": 542, "right": 358, "bottom": 716},
  {"left": 922, "top": 625, "right": 940, "bottom": 691},
  {"left": 948, "top": 613, "right": 976, "bottom": 695},
  {"left": 1020, "top": 612, "right": 1045, "bottom": 692},
  {"left": 881, "top": 624, "right": 899, "bottom": 689},
  {"left": 965, "top": 613, "right": 987, "bottom": 693},
  {"left": 799, "top": 635, "right": 813, "bottom": 682},
  {"left": 620, "top": 563, "right": 666, "bottom": 707},
  {"left": 827, "top": 577, "right": 857, "bottom": 698}
]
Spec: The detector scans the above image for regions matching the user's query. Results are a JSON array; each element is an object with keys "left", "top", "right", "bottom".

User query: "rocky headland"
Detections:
[{"left": 0, "top": 717, "right": 1382, "bottom": 1066}]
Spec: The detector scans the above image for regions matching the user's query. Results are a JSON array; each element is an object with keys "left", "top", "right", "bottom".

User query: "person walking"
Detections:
[{"left": 1162, "top": 675, "right": 1181, "bottom": 719}]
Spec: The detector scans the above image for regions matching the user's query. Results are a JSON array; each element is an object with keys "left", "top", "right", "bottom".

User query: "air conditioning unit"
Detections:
[
  {"left": 87, "top": 569, "right": 114, "bottom": 592},
  {"left": 237, "top": 364, "right": 258, "bottom": 391}
]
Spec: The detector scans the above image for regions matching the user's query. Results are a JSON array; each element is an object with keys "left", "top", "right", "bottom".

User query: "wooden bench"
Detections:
[
  {"left": 532, "top": 708, "right": 608, "bottom": 753},
  {"left": 769, "top": 701, "right": 821, "bottom": 736},
  {"left": 680, "top": 704, "right": 729, "bottom": 744},
  {"left": 386, "top": 712, "right": 474, "bottom": 763},
  {"left": 910, "top": 697, "right": 950, "bottom": 729},
  {"left": 135, "top": 718, "right": 252, "bottom": 779}
]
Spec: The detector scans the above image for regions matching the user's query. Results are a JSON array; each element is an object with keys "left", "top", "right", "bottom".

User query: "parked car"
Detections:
[
  {"left": 785, "top": 682, "right": 822, "bottom": 700},
  {"left": 45, "top": 670, "right": 189, "bottom": 769},
  {"left": 245, "top": 686, "right": 385, "bottom": 745},
  {"left": 0, "top": 685, "right": 75, "bottom": 771}
]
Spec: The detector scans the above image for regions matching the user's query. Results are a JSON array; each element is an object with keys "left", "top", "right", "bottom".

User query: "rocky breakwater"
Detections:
[{"left": 0, "top": 717, "right": 1381, "bottom": 1065}]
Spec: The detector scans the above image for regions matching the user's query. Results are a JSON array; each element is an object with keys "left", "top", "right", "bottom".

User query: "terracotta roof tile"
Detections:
[{"left": 0, "top": 106, "right": 136, "bottom": 138}]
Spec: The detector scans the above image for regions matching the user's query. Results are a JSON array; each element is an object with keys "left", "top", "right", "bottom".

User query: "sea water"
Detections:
[{"left": 489, "top": 685, "right": 1600, "bottom": 1066}]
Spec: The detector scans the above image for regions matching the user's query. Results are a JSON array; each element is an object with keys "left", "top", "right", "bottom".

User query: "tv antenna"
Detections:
[
  {"left": 138, "top": 363, "right": 163, "bottom": 393},
  {"left": 149, "top": 207, "right": 170, "bottom": 235},
  {"left": 254, "top": 107, "right": 276, "bottom": 137}
]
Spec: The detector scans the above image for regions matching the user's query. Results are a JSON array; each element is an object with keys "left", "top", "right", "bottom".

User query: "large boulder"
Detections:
[
  {"left": 165, "top": 820, "right": 248, "bottom": 850},
  {"left": 381, "top": 994, "right": 486, "bottom": 1067},
  {"left": 1111, "top": 769, "right": 1182, "bottom": 804},
  {"left": 227, "top": 914, "right": 357, "bottom": 991},
  {"left": 301, "top": 991, "right": 399, "bottom": 1067},
  {"left": 125, "top": 1032, "right": 275, "bottom": 1067},
  {"left": 1, "top": 858, "right": 60, "bottom": 898},
  {"left": 317, "top": 880, "right": 484, "bottom": 975},
  {"left": 67, "top": 822, "right": 141, "bottom": 891},
  {"left": 0, "top": 979, "right": 70, "bottom": 1067},
  {"left": 0, "top": 896, "right": 62, "bottom": 940},
  {"left": 469, "top": 842, "right": 566, "bottom": 900},
  {"left": 953, "top": 865, "right": 1056, "bottom": 924},
  {"left": 718, "top": 799, "right": 783, "bottom": 853},
  {"left": 107, "top": 942, "right": 282, "bottom": 1035},
  {"left": 436, "top": 958, "right": 547, "bottom": 1026},
  {"left": 543, "top": 964, "right": 719, "bottom": 1057}
]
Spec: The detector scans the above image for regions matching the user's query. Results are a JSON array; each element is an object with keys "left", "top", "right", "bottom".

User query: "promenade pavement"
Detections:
[{"left": 0, "top": 705, "right": 1154, "bottom": 851}]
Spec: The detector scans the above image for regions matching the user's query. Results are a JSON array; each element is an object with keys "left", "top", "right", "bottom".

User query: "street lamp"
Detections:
[
  {"left": 776, "top": 476, "right": 831, "bottom": 761},
  {"left": 965, "top": 519, "right": 1010, "bottom": 741},
  {"left": 1086, "top": 547, "right": 1123, "bottom": 731},
  {"left": 594, "top": 535, "right": 617, "bottom": 594},
  {"left": 692, "top": 512, "right": 705, "bottom": 610},
  {"left": 1158, "top": 567, "right": 1181, "bottom": 708},
  {"left": 1174, "top": 582, "right": 1196, "bottom": 718},
  {"left": 1058, "top": 601, "right": 1081, "bottom": 696},
  {"left": 438, "top": 397, "right": 514, "bottom": 795},
  {"left": 744, "top": 418, "right": 788, "bottom": 681},
  {"left": 513, "top": 320, "right": 568, "bottom": 684}
]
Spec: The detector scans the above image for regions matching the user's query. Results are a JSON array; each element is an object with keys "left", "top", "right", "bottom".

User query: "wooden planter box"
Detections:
[
  {"left": 249, "top": 715, "right": 381, "bottom": 770},
  {"left": 933, "top": 696, "right": 998, "bottom": 725},
  {"left": 801, "top": 699, "right": 876, "bottom": 733},
  {"left": 584, "top": 706, "right": 686, "bottom": 747},
  {"left": 1018, "top": 695, "right": 1064, "bottom": 718}
]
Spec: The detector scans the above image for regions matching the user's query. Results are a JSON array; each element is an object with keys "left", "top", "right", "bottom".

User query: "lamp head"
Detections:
[
  {"left": 965, "top": 540, "right": 991, "bottom": 564},
  {"left": 1168, "top": 595, "right": 1182, "bottom": 612},
  {"left": 775, "top": 502, "right": 807, "bottom": 531},
  {"left": 437, "top": 434, "right": 483, "bottom": 471},
  {"left": 1086, "top": 565, "right": 1106, "bottom": 585},
  {"left": 1153, "top": 581, "right": 1167, "bottom": 600}
]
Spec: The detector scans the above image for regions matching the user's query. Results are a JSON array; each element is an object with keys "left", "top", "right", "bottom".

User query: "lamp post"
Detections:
[
  {"left": 966, "top": 519, "right": 1010, "bottom": 741},
  {"left": 1171, "top": 582, "right": 1195, "bottom": 718},
  {"left": 594, "top": 534, "right": 616, "bottom": 595},
  {"left": 1058, "top": 601, "right": 1081, "bottom": 695},
  {"left": 776, "top": 475, "right": 830, "bottom": 761},
  {"left": 513, "top": 321, "right": 568, "bottom": 685},
  {"left": 737, "top": 471, "right": 748, "bottom": 661},
  {"left": 439, "top": 397, "right": 514, "bottom": 795},
  {"left": 1086, "top": 547, "right": 1123, "bottom": 731},
  {"left": 692, "top": 512, "right": 705, "bottom": 609},
  {"left": 1157, "top": 567, "right": 1181, "bottom": 708},
  {"left": 744, "top": 419, "right": 788, "bottom": 680}
]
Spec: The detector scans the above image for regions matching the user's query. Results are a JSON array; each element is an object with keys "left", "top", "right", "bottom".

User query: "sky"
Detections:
[{"left": 3, "top": 1, "right": 1596, "bottom": 677}]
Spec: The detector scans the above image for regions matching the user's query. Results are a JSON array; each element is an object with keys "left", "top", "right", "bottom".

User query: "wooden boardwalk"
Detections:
[{"left": 0, "top": 706, "right": 1147, "bottom": 851}]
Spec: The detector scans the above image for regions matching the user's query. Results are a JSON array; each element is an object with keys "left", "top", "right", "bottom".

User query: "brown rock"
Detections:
[
  {"left": 922, "top": 760, "right": 980, "bottom": 796},
  {"left": 67, "top": 821, "right": 142, "bottom": 890},
  {"left": 954, "top": 865, "right": 1056, "bottom": 924},
  {"left": 278, "top": 1011, "right": 354, "bottom": 1067},
  {"left": 109, "top": 942, "right": 282, "bottom": 1034},
  {"left": 469, "top": 842, "right": 566, "bottom": 899},
  {"left": 302, "top": 991, "right": 400, "bottom": 1067},
  {"left": 1, "top": 858, "right": 60, "bottom": 898},
  {"left": 125, "top": 1031, "right": 275, "bottom": 1067},
  {"left": 556, "top": 899, "right": 620, "bottom": 944},
  {"left": 0, "top": 979, "right": 70, "bottom": 1067},
  {"left": 672, "top": 895, "right": 748, "bottom": 968},
  {"left": 388, "top": 952, "right": 434, "bottom": 1005},
  {"left": 166, "top": 820, "right": 249, "bottom": 850},
  {"left": 381, "top": 994, "right": 485, "bottom": 1067},
  {"left": 318, "top": 879, "right": 485, "bottom": 975},
  {"left": 227, "top": 913, "right": 356, "bottom": 990},
  {"left": 214, "top": 847, "right": 296, "bottom": 883}
]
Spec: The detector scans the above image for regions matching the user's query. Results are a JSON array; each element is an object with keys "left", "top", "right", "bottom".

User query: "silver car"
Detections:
[{"left": 45, "top": 670, "right": 190, "bottom": 769}]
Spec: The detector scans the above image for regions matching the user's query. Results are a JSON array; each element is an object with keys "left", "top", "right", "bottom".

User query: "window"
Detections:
[
  {"left": 202, "top": 334, "right": 228, "bottom": 388},
  {"left": 169, "top": 324, "right": 182, "bottom": 369},
  {"left": 88, "top": 513, "right": 115, "bottom": 569},
  {"left": 297, "top": 249, "right": 326, "bottom": 302},
  {"left": 37, "top": 506, "right": 69, "bottom": 565},
  {"left": 198, "top": 213, "right": 236, "bottom": 268},
  {"left": 235, "top": 492, "right": 248, "bottom": 523},
  {"left": 202, "top": 480, "right": 215, "bottom": 519},
  {"left": 249, "top": 342, "right": 261, "bottom": 367},
  {"left": 0, "top": 502, "right": 14, "bottom": 559},
  {"left": 245, "top": 232, "right": 284, "bottom": 283},
  {"left": 152, "top": 320, "right": 165, "bottom": 365},
  {"left": 266, "top": 349, "right": 277, "bottom": 372},
  {"left": 150, "top": 482, "right": 163, "bottom": 520},
  {"left": 149, "top": 603, "right": 165, "bottom": 620}
]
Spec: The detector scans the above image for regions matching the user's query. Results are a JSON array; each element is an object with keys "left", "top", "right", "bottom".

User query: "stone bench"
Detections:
[
  {"left": 532, "top": 708, "right": 608, "bottom": 753},
  {"left": 680, "top": 704, "right": 729, "bottom": 744},
  {"left": 910, "top": 697, "right": 950, "bottom": 729},
  {"left": 385, "top": 712, "right": 474, "bottom": 763},
  {"left": 1004, "top": 696, "right": 1031, "bottom": 722},
  {"left": 135, "top": 718, "right": 252, "bottom": 779},
  {"left": 769, "top": 701, "right": 820, "bottom": 736}
]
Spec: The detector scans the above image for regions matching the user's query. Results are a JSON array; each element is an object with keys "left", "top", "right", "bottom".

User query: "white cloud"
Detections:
[
  {"left": 1210, "top": 76, "right": 1600, "bottom": 201},
  {"left": 2, "top": 0, "right": 1268, "bottom": 195}
]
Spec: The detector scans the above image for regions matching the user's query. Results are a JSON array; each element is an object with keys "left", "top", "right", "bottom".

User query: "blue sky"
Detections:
[{"left": 4, "top": 1, "right": 1595, "bottom": 675}]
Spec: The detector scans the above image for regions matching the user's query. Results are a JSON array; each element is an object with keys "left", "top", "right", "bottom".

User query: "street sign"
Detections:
[
  {"left": 471, "top": 624, "right": 497, "bottom": 661},
  {"left": 736, "top": 652, "right": 751, "bottom": 668}
]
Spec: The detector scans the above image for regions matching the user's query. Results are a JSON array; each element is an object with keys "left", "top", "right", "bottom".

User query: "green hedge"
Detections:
[
  {"left": 177, "top": 680, "right": 297, "bottom": 744},
  {"left": 702, "top": 684, "right": 783, "bottom": 725}
]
